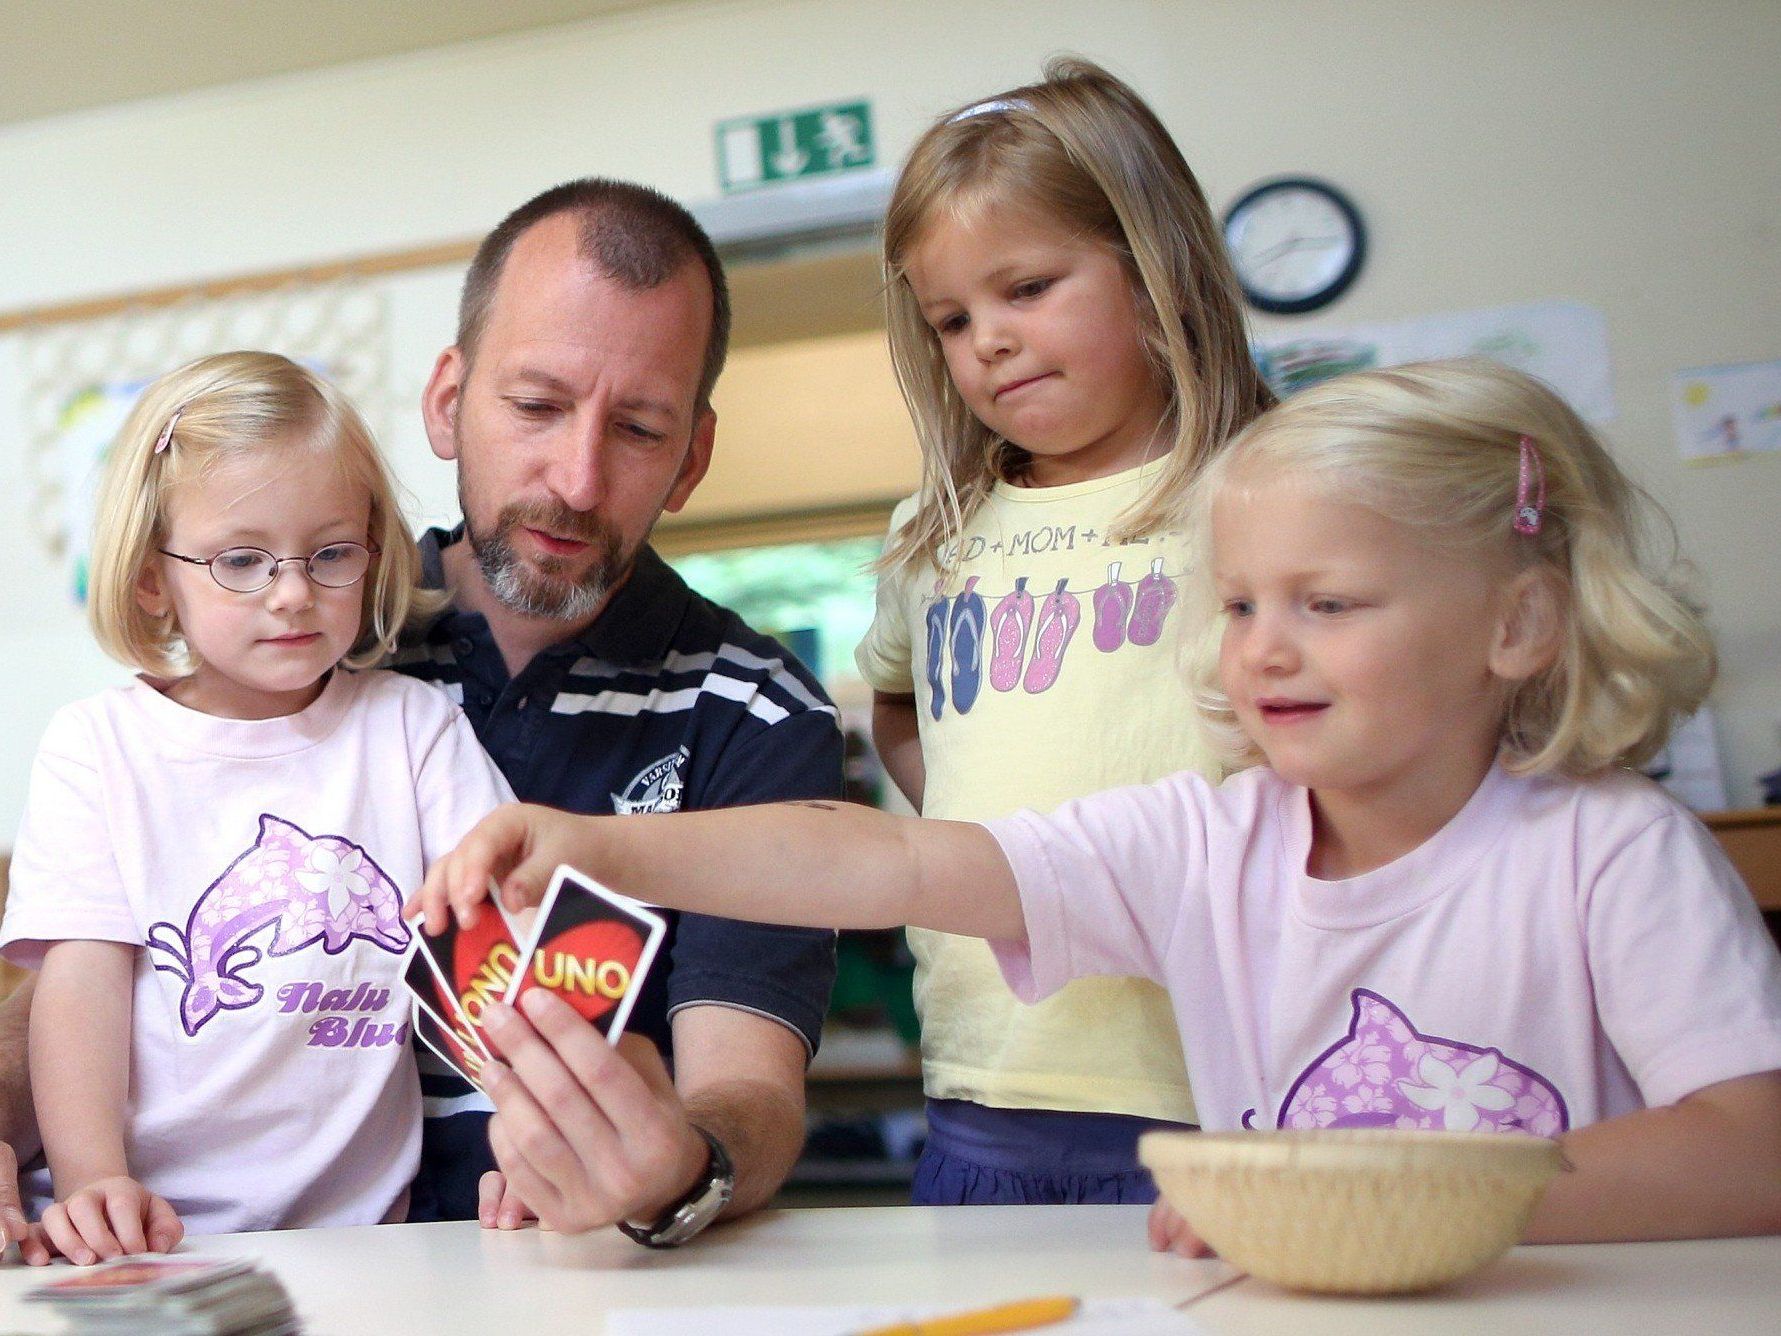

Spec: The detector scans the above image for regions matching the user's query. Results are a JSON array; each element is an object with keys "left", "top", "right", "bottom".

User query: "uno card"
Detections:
[
  {"left": 414, "top": 886, "right": 524, "bottom": 1057},
  {"left": 504, "top": 865, "right": 666, "bottom": 1042},
  {"left": 402, "top": 935, "right": 490, "bottom": 1061},
  {"left": 25, "top": 1254, "right": 251, "bottom": 1301},
  {"left": 411, "top": 997, "right": 490, "bottom": 1091}
]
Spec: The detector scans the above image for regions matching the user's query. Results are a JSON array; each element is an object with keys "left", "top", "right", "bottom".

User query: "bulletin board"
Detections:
[{"left": 0, "top": 240, "right": 481, "bottom": 600}]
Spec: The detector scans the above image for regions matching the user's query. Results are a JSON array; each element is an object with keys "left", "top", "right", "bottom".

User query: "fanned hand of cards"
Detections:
[
  {"left": 403, "top": 866, "right": 667, "bottom": 1088},
  {"left": 22, "top": 1254, "right": 300, "bottom": 1335}
]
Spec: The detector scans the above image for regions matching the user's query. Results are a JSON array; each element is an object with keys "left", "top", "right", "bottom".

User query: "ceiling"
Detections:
[{"left": 0, "top": 0, "right": 674, "bottom": 128}]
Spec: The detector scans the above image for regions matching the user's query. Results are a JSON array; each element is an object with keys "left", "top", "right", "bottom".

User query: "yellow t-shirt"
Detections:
[{"left": 855, "top": 460, "right": 1218, "bottom": 1122}]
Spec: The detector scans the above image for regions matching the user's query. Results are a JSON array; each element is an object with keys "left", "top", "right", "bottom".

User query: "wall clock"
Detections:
[{"left": 1223, "top": 177, "right": 1366, "bottom": 315}]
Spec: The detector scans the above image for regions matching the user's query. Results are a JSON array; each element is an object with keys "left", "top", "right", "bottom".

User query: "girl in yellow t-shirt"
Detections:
[{"left": 855, "top": 58, "right": 1272, "bottom": 1203}]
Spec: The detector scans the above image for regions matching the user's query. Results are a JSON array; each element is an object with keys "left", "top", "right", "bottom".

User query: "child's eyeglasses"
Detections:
[{"left": 158, "top": 542, "right": 379, "bottom": 593}]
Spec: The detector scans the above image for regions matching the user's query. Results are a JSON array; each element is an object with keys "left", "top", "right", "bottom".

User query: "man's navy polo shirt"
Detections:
[{"left": 396, "top": 527, "right": 841, "bottom": 1220}]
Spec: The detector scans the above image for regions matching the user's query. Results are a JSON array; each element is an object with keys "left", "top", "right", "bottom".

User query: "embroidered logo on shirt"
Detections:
[
  {"left": 1248, "top": 989, "right": 1569, "bottom": 1136},
  {"left": 145, "top": 815, "right": 410, "bottom": 1037},
  {"left": 611, "top": 746, "right": 689, "bottom": 814}
]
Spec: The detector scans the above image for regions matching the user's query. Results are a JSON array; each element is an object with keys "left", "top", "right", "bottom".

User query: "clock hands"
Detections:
[{"left": 1250, "top": 234, "right": 1343, "bottom": 267}]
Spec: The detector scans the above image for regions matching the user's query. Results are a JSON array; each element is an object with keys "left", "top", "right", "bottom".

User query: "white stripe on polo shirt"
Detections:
[{"left": 553, "top": 643, "right": 839, "bottom": 724}]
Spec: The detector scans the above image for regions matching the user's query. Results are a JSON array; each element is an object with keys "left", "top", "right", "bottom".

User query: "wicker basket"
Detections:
[{"left": 1139, "top": 1128, "right": 1563, "bottom": 1295}]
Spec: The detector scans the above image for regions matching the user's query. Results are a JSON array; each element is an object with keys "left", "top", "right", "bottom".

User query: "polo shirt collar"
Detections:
[{"left": 418, "top": 525, "right": 689, "bottom": 668}]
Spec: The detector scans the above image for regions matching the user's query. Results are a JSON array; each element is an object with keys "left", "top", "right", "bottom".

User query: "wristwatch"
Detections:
[{"left": 617, "top": 1126, "right": 734, "bottom": 1248}]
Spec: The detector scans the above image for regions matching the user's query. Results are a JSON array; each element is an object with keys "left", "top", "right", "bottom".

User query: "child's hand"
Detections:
[
  {"left": 405, "top": 802, "right": 601, "bottom": 934},
  {"left": 477, "top": 1170, "right": 538, "bottom": 1231},
  {"left": 1147, "top": 1198, "right": 1215, "bottom": 1258},
  {"left": 40, "top": 1175, "right": 182, "bottom": 1265}
]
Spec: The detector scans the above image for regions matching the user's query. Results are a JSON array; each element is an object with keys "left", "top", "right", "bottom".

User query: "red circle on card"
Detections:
[{"left": 527, "top": 921, "right": 646, "bottom": 1023}]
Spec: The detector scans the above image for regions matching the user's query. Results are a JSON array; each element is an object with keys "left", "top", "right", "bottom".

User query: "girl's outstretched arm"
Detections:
[
  {"left": 1525, "top": 1069, "right": 1781, "bottom": 1242},
  {"left": 412, "top": 800, "right": 1026, "bottom": 944},
  {"left": 31, "top": 940, "right": 183, "bottom": 1264}
]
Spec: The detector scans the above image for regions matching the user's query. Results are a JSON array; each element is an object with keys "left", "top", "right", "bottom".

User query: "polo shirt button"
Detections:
[{"left": 453, "top": 637, "right": 475, "bottom": 657}]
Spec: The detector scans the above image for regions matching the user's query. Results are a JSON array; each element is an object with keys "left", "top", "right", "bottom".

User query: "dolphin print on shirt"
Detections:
[
  {"left": 146, "top": 814, "right": 410, "bottom": 1037},
  {"left": 1248, "top": 989, "right": 1568, "bottom": 1136}
]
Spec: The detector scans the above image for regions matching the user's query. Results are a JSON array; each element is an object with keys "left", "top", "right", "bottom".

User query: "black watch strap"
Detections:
[{"left": 617, "top": 1126, "right": 734, "bottom": 1249}]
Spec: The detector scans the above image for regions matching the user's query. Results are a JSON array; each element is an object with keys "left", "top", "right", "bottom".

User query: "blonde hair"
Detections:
[
  {"left": 880, "top": 56, "right": 1274, "bottom": 571},
  {"left": 1186, "top": 358, "right": 1715, "bottom": 777},
  {"left": 88, "top": 351, "right": 441, "bottom": 678}
]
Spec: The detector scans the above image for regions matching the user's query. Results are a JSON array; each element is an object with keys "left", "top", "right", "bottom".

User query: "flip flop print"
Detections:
[
  {"left": 924, "top": 579, "right": 950, "bottom": 720},
  {"left": 1022, "top": 578, "right": 1080, "bottom": 694},
  {"left": 948, "top": 575, "right": 986, "bottom": 714},
  {"left": 1126, "top": 557, "right": 1177, "bottom": 647},
  {"left": 1092, "top": 561, "right": 1135, "bottom": 652},
  {"left": 988, "top": 577, "right": 1034, "bottom": 692}
]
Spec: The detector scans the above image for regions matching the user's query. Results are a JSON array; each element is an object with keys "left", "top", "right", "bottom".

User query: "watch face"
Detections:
[{"left": 1224, "top": 178, "right": 1365, "bottom": 315}]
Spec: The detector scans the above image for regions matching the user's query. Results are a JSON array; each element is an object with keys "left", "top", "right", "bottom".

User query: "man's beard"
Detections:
[{"left": 464, "top": 497, "right": 633, "bottom": 622}]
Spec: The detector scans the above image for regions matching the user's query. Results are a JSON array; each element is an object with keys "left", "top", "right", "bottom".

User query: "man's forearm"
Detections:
[
  {"left": 683, "top": 1076, "right": 805, "bottom": 1218},
  {"left": 0, "top": 979, "right": 39, "bottom": 1163},
  {"left": 670, "top": 1005, "right": 810, "bottom": 1220}
]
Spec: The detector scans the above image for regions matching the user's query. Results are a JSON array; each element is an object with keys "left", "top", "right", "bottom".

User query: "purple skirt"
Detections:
[{"left": 911, "top": 1098, "right": 1195, "bottom": 1206}]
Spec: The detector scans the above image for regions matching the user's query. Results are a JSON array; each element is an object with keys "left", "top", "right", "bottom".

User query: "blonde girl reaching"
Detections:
[
  {"left": 420, "top": 359, "right": 1781, "bottom": 1247},
  {"left": 853, "top": 58, "right": 1274, "bottom": 1204},
  {"left": 1, "top": 353, "right": 513, "bottom": 1262}
]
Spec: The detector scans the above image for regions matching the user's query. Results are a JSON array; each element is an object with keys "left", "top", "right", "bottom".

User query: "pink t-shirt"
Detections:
[
  {"left": 1, "top": 669, "right": 514, "bottom": 1234},
  {"left": 987, "top": 764, "right": 1781, "bottom": 1135}
]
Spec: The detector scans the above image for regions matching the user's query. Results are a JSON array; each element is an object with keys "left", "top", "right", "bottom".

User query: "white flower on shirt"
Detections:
[
  {"left": 240, "top": 849, "right": 290, "bottom": 887},
  {"left": 1287, "top": 1084, "right": 1339, "bottom": 1128},
  {"left": 297, "top": 845, "right": 371, "bottom": 919},
  {"left": 1331, "top": 1042, "right": 1393, "bottom": 1089},
  {"left": 1341, "top": 1085, "right": 1395, "bottom": 1117},
  {"left": 1397, "top": 1051, "right": 1516, "bottom": 1131}
]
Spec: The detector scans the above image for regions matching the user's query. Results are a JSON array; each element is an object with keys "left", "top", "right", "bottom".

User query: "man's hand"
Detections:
[
  {"left": 1148, "top": 1198, "right": 1215, "bottom": 1258},
  {"left": 477, "top": 990, "right": 708, "bottom": 1235},
  {"left": 476, "top": 1170, "right": 539, "bottom": 1231},
  {"left": 0, "top": 1139, "right": 54, "bottom": 1265},
  {"left": 39, "top": 1175, "right": 182, "bottom": 1266}
]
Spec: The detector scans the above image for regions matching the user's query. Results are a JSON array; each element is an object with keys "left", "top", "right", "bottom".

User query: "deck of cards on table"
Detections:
[
  {"left": 403, "top": 865, "right": 668, "bottom": 1087},
  {"left": 23, "top": 1255, "right": 299, "bottom": 1334}
]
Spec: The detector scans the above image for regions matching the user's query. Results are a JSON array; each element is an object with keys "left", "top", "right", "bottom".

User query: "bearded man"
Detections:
[{"left": 400, "top": 178, "right": 840, "bottom": 1244}]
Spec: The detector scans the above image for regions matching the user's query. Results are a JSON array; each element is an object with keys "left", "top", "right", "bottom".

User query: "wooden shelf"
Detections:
[{"left": 1703, "top": 807, "right": 1781, "bottom": 912}]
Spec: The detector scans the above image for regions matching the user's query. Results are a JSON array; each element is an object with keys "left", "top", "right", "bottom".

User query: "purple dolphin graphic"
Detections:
[{"left": 146, "top": 814, "right": 409, "bottom": 1037}]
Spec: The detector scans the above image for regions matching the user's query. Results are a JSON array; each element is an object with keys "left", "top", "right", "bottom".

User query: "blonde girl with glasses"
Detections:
[
  {"left": 419, "top": 359, "right": 1781, "bottom": 1248},
  {"left": 852, "top": 58, "right": 1272, "bottom": 1203},
  {"left": 0, "top": 352, "right": 512, "bottom": 1263}
]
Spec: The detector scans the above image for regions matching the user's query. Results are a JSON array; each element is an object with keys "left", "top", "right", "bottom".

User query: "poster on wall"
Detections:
[
  {"left": 16, "top": 282, "right": 389, "bottom": 604},
  {"left": 1669, "top": 358, "right": 1781, "bottom": 462},
  {"left": 1253, "top": 299, "right": 1616, "bottom": 423},
  {"left": 55, "top": 380, "right": 146, "bottom": 604}
]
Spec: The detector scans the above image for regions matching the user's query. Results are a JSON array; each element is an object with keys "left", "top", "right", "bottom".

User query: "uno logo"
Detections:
[
  {"left": 456, "top": 941, "right": 519, "bottom": 1026},
  {"left": 528, "top": 921, "right": 646, "bottom": 1023}
]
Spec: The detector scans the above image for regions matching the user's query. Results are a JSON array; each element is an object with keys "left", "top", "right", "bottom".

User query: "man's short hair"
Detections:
[{"left": 457, "top": 177, "right": 731, "bottom": 408}]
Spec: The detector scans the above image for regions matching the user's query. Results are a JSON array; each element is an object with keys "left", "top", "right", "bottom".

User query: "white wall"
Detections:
[{"left": 1, "top": 0, "right": 1777, "bottom": 828}]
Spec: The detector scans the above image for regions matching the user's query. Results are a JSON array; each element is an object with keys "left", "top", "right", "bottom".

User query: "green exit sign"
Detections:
[{"left": 717, "top": 101, "right": 875, "bottom": 193}]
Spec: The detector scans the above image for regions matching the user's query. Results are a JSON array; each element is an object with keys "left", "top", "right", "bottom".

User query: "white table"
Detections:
[{"left": 0, "top": 1206, "right": 1773, "bottom": 1335}]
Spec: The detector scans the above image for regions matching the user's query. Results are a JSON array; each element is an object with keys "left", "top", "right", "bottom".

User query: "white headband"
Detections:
[{"left": 946, "top": 96, "right": 1029, "bottom": 125}]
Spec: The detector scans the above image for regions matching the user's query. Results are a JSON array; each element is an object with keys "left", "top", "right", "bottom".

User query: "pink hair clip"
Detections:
[
  {"left": 1514, "top": 435, "right": 1545, "bottom": 535},
  {"left": 153, "top": 406, "right": 184, "bottom": 455}
]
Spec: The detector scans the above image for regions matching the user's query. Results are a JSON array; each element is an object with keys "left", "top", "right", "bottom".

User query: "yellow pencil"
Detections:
[{"left": 850, "top": 1294, "right": 1080, "bottom": 1336}]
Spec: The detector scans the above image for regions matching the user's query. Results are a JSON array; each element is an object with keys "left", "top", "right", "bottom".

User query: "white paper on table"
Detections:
[{"left": 605, "top": 1296, "right": 1203, "bottom": 1335}]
